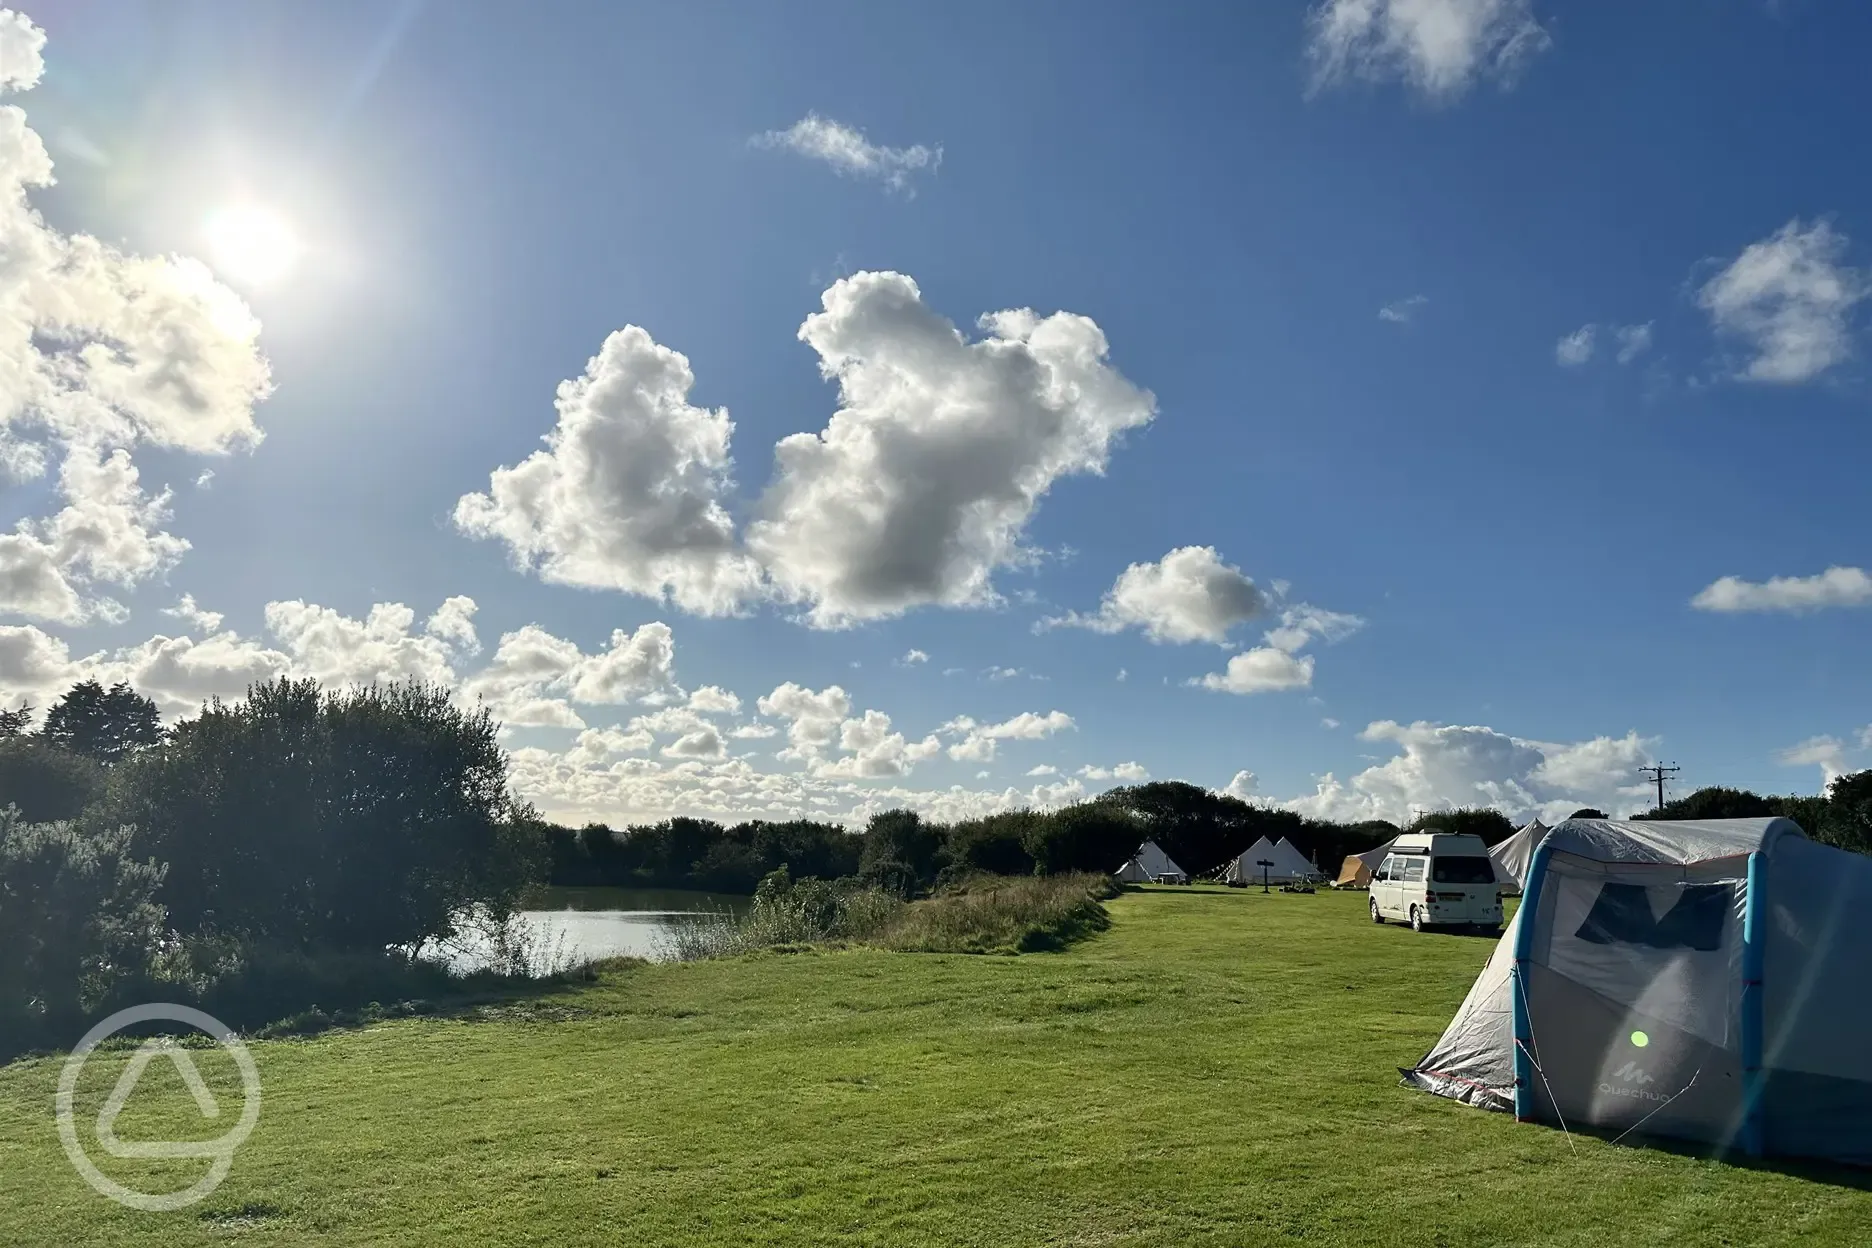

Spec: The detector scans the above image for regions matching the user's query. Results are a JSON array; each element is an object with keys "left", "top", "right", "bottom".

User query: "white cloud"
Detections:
[
  {"left": 194, "top": 469, "right": 214, "bottom": 490},
  {"left": 1116, "top": 668, "right": 1127, "bottom": 682},
  {"left": 1078, "top": 761, "right": 1148, "bottom": 783},
  {"left": 899, "top": 648, "right": 929, "bottom": 665},
  {"left": 812, "top": 708, "right": 942, "bottom": 779},
  {"left": 1691, "top": 566, "right": 1872, "bottom": 613},
  {"left": 1697, "top": 219, "right": 1870, "bottom": 384},
  {"left": 568, "top": 622, "right": 677, "bottom": 703},
  {"left": 162, "top": 594, "right": 224, "bottom": 634},
  {"left": 265, "top": 600, "right": 466, "bottom": 691},
  {"left": 1555, "top": 324, "right": 1596, "bottom": 366},
  {"left": 453, "top": 326, "right": 762, "bottom": 617},
  {"left": 748, "top": 271, "right": 1154, "bottom": 628},
  {"left": 1196, "top": 647, "right": 1315, "bottom": 695},
  {"left": 1307, "top": 0, "right": 1552, "bottom": 101},
  {"left": 1378, "top": 294, "right": 1428, "bottom": 324},
  {"left": 1193, "top": 603, "right": 1362, "bottom": 696},
  {"left": 1614, "top": 322, "right": 1654, "bottom": 364},
  {"left": 1026, "top": 764, "right": 1057, "bottom": 777},
  {"left": 943, "top": 709, "right": 1075, "bottom": 762},
  {"left": 1040, "top": 546, "right": 1265, "bottom": 644},
  {"left": 1222, "top": 770, "right": 1259, "bottom": 801},
  {"left": 0, "top": 9, "right": 46, "bottom": 91},
  {"left": 752, "top": 113, "right": 941, "bottom": 194},
  {"left": 730, "top": 721, "right": 777, "bottom": 740},
  {"left": 424, "top": 596, "right": 480, "bottom": 655},
  {"left": 757, "top": 681, "right": 852, "bottom": 762},
  {"left": 663, "top": 725, "right": 727, "bottom": 761},
  {"left": 1776, "top": 735, "right": 1851, "bottom": 787},
  {"left": 1322, "top": 717, "right": 1341, "bottom": 729},
  {"left": 685, "top": 685, "right": 742, "bottom": 715},
  {"left": 1282, "top": 720, "right": 1655, "bottom": 825}
]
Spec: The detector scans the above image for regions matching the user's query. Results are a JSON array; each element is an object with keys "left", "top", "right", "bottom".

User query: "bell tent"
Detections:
[
  {"left": 1225, "top": 836, "right": 1315, "bottom": 885},
  {"left": 1115, "top": 839, "right": 1186, "bottom": 884},
  {"left": 1488, "top": 818, "right": 1548, "bottom": 891},
  {"left": 1335, "top": 836, "right": 1399, "bottom": 888},
  {"left": 1403, "top": 817, "right": 1872, "bottom": 1164}
]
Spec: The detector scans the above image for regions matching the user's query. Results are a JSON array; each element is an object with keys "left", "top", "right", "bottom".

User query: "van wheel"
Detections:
[
  {"left": 1369, "top": 898, "right": 1383, "bottom": 924},
  {"left": 1410, "top": 906, "right": 1426, "bottom": 933}
]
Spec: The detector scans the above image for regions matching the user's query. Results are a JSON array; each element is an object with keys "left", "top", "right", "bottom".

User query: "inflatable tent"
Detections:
[{"left": 1403, "top": 817, "right": 1872, "bottom": 1164}]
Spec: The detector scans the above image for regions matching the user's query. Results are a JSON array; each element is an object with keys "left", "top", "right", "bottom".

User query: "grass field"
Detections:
[{"left": 2, "top": 885, "right": 1868, "bottom": 1246}]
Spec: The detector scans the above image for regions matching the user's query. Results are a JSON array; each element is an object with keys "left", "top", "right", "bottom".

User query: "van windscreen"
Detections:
[{"left": 1431, "top": 856, "right": 1496, "bottom": 884}]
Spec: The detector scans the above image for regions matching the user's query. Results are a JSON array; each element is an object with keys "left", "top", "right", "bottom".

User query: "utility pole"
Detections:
[{"left": 1639, "top": 762, "right": 1681, "bottom": 811}]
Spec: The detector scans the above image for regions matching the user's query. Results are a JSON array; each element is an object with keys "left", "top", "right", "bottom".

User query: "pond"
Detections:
[{"left": 428, "top": 887, "right": 751, "bottom": 974}]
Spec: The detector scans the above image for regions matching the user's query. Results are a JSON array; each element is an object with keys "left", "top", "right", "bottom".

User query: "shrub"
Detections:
[
  {"left": 0, "top": 809, "right": 167, "bottom": 1037},
  {"left": 878, "top": 872, "right": 1115, "bottom": 954}
]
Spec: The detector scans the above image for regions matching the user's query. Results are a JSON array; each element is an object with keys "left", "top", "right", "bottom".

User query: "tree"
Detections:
[
  {"left": 39, "top": 681, "right": 162, "bottom": 765},
  {"left": 1406, "top": 807, "right": 1517, "bottom": 846},
  {"left": 0, "top": 702, "right": 32, "bottom": 737},
  {"left": 1022, "top": 802, "right": 1145, "bottom": 876},
  {"left": 0, "top": 737, "right": 106, "bottom": 822},
  {"left": 1818, "top": 770, "right": 1872, "bottom": 854},
  {"left": 1095, "top": 781, "right": 1260, "bottom": 875},
  {"left": 101, "top": 678, "right": 542, "bottom": 951},
  {"left": 1568, "top": 808, "right": 1607, "bottom": 820},
  {"left": 859, "top": 809, "right": 940, "bottom": 895},
  {"left": 1642, "top": 786, "right": 1776, "bottom": 822}
]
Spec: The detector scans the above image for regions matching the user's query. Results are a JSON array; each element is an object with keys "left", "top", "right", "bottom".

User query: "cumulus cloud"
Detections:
[
  {"left": 1194, "top": 603, "right": 1363, "bottom": 695},
  {"left": 1307, "top": 0, "right": 1552, "bottom": 101},
  {"left": 757, "top": 681, "right": 852, "bottom": 762},
  {"left": 1282, "top": 719, "right": 1655, "bottom": 825},
  {"left": 1222, "top": 770, "right": 1259, "bottom": 801},
  {"left": 1378, "top": 294, "right": 1428, "bottom": 324},
  {"left": 752, "top": 113, "right": 941, "bottom": 194},
  {"left": 453, "top": 327, "right": 762, "bottom": 617},
  {"left": 1555, "top": 324, "right": 1596, "bottom": 366},
  {"left": 1078, "top": 761, "right": 1148, "bottom": 783},
  {"left": 1040, "top": 546, "right": 1265, "bottom": 644},
  {"left": 899, "top": 648, "right": 929, "bottom": 666},
  {"left": 943, "top": 709, "right": 1074, "bottom": 762},
  {"left": 161, "top": 594, "right": 224, "bottom": 634},
  {"left": 1776, "top": 735, "right": 1852, "bottom": 787},
  {"left": 1691, "top": 566, "right": 1872, "bottom": 613},
  {"left": 0, "top": 13, "right": 270, "bottom": 624},
  {"left": 748, "top": 271, "right": 1155, "bottom": 627},
  {"left": 1697, "top": 219, "right": 1869, "bottom": 384}
]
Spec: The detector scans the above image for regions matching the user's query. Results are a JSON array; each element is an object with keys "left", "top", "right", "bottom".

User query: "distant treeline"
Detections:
[{"left": 542, "top": 785, "right": 1526, "bottom": 896}]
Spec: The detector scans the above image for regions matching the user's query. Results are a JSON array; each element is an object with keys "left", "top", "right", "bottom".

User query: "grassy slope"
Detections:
[{"left": 1, "top": 886, "right": 1867, "bottom": 1247}]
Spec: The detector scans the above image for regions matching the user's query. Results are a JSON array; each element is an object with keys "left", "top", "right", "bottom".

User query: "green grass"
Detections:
[{"left": 1, "top": 885, "right": 1867, "bottom": 1246}]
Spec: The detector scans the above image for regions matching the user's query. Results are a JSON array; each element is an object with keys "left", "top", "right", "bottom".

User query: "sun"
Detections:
[{"left": 203, "top": 203, "right": 303, "bottom": 287}]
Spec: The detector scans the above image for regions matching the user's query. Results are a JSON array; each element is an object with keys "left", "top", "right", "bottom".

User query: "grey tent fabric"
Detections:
[
  {"left": 1488, "top": 819, "right": 1548, "bottom": 889},
  {"left": 1112, "top": 857, "right": 1152, "bottom": 884},
  {"left": 1404, "top": 816, "right": 1872, "bottom": 1165}
]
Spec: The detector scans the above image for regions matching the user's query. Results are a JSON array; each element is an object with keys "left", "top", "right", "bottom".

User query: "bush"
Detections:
[
  {"left": 0, "top": 738, "right": 106, "bottom": 822},
  {"left": 663, "top": 871, "right": 902, "bottom": 960},
  {"left": 0, "top": 809, "right": 167, "bottom": 1039},
  {"left": 877, "top": 872, "right": 1116, "bottom": 954}
]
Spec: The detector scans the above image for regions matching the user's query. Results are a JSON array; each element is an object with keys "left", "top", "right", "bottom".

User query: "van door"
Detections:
[
  {"left": 1400, "top": 855, "right": 1429, "bottom": 922},
  {"left": 1373, "top": 855, "right": 1401, "bottom": 918}
]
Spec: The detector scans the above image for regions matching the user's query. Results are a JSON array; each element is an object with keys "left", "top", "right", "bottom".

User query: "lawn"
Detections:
[{"left": 1, "top": 885, "right": 1867, "bottom": 1246}]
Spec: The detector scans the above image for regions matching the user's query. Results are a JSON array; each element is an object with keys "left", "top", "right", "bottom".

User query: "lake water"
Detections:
[{"left": 430, "top": 887, "right": 750, "bottom": 974}]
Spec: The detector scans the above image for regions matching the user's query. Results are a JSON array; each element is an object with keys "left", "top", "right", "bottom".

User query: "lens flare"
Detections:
[{"left": 1630, "top": 1030, "right": 1650, "bottom": 1048}]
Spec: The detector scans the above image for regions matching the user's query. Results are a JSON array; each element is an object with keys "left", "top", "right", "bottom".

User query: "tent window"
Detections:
[
  {"left": 1432, "top": 856, "right": 1495, "bottom": 884},
  {"left": 1402, "top": 858, "right": 1427, "bottom": 883},
  {"left": 1572, "top": 883, "right": 1731, "bottom": 952}
]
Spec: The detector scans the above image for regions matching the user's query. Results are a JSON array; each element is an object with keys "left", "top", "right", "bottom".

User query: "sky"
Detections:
[{"left": 2, "top": 0, "right": 1870, "bottom": 829}]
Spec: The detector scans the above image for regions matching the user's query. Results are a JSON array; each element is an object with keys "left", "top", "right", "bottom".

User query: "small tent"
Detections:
[
  {"left": 1403, "top": 817, "right": 1872, "bottom": 1164},
  {"left": 1335, "top": 835, "right": 1398, "bottom": 888},
  {"left": 1225, "top": 836, "right": 1315, "bottom": 885},
  {"left": 1487, "top": 818, "right": 1548, "bottom": 891},
  {"left": 1115, "top": 839, "right": 1186, "bottom": 884}
]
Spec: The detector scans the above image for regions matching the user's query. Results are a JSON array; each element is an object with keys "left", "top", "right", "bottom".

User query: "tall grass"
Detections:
[{"left": 662, "top": 871, "right": 1115, "bottom": 961}]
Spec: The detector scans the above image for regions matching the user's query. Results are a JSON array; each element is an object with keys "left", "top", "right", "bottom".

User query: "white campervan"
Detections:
[{"left": 1368, "top": 832, "right": 1504, "bottom": 933}]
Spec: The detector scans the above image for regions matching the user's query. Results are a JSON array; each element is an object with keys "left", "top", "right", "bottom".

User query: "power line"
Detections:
[{"left": 1639, "top": 762, "right": 1681, "bottom": 811}]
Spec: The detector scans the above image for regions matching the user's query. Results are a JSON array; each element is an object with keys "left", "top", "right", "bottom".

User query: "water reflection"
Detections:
[{"left": 431, "top": 887, "right": 749, "bottom": 973}]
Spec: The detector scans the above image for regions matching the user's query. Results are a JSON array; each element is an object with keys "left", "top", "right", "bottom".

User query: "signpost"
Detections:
[{"left": 1257, "top": 858, "right": 1274, "bottom": 893}]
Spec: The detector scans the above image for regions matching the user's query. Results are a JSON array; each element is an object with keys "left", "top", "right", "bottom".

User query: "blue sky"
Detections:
[{"left": 3, "top": 0, "right": 1869, "bottom": 826}]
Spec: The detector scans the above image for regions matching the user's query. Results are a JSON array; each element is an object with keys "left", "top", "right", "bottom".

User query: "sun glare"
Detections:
[{"left": 203, "top": 203, "right": 303, "bottom": 287}]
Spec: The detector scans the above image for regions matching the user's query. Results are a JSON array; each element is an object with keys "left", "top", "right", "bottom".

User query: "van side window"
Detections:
[
  {"left": 1403, "top": 858, "right": 1427, "bottom": 883},
  {"left": 1376, "top": 856, "right": 1396, "bottom": 882}
]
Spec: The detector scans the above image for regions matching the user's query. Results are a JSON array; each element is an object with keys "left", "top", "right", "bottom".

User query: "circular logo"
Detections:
[{"left": 55, "top": 1004, "right": 262, "bottom": 1211}]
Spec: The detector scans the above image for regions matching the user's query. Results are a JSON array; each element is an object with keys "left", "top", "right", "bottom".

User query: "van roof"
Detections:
[{"left": 1390, "top": 832, "right": 1490, "bottom": 855}]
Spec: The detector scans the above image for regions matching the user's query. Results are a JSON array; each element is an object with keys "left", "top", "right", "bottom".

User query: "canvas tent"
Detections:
[
  {"left": 1225, "top": 836, "right": 1316, "bottom": 885},
  {"left": 1403, "top": 817, "right": 1872, "bottom": 1164},
  {"left": 1335, "top": 835, "right": 1398, "bottom": 888},
  {"left": 1115, "top": 839, "right": 1186, "bottom": 884},
  {"left": 1487, "top": 818, "right": 1548, "bottom": 891}
]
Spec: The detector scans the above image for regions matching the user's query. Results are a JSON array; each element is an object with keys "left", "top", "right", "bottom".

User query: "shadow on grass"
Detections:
[{"left": 1548, "top": 1119, "right": 1872, "bottom": 1192}]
